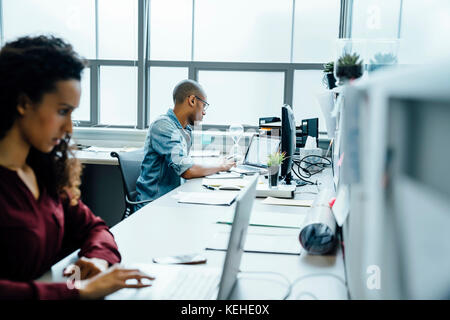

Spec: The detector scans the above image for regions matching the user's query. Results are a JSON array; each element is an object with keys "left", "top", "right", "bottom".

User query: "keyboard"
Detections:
[
  {"left": 234, "top": 165, "right": 266, "bottom": 173},
  {"left": 161, "top": 270, "right": 220, "bottom": 300}
]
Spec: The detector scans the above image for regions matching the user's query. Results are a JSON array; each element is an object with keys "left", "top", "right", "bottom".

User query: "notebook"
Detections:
[
  {"left": 177, "top": 191, "right": 238, "bottom": 205},
  {"left": 206, "top": 225, "right": 301, "bottom": 255},
  {"left": 106, "top": 175, "right": 259, "bottom": 300},
  {"left": 201, "top": 178, "right": 250, "bottom": 191}
]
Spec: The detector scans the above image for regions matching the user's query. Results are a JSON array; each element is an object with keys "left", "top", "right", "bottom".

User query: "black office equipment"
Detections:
[
  {"left": 110, "top": 149, "right": 152, "bottom": 220},
  {"left": 259, "top": 116, "right": 319, "bottom": 151},
  {"left": 281, "top": 104, "right": 296, "bottom": 184},
  {"left": 297, "top": 118, "right": 319, "bottom": 149},
  {"left": 259, "top": 116, "right": 281, "bottom": 125}
]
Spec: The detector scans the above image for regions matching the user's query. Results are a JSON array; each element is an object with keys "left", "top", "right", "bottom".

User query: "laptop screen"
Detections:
[
  {"left": 244, "top": 135, "right": 281, "bottom": 168},
  {"left": 217, "top": 175, "right": 258, "bottom": 299}
]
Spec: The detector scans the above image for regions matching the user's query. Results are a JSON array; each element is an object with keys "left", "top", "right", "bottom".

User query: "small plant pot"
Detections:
[
  {"left": 268, "top": 166, "right": 280, "bottom": 189},
  {"left": 325, "top": 72, "right": 337, "bottom": 89},
  {"left": 335, "top": 65, "right": 363, "bottom": 85}
]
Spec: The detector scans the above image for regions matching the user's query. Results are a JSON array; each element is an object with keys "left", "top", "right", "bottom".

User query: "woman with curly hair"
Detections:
[{"left": 0, "top": 35, "right": 153, "bottom": 300}]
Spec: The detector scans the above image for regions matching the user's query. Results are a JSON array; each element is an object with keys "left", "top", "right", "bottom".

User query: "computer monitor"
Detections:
[
  {"left": 281, "top": 104, "right": 296, "bottom": 184},
  {"left": 342, "top": 61, "right": 450, "bottom": 300},
  {"left": 381, "top": 97, "right": 450, "bottom": 299}
]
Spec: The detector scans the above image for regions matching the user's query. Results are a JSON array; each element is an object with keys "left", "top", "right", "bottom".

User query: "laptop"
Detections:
[
  {"left": 106, "top": 175, "right": 258, "bottom": 300},
  {"left": 232, "top": 135, "right": 281, "bottom": 174}
]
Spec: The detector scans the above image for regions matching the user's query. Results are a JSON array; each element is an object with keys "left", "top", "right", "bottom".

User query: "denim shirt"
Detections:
[{"left": 135, "top": 109, "right": 194, "bottom": 206}]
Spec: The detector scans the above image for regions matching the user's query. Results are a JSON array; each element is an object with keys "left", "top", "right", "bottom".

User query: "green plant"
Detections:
[
  {"left": 323, "top": 61, "right": 334, "bottom": 73},
  {"left": 267, "top": 151, "right": 286, "bottom": 167},
  {"left": 337, "top": 52, "right": 363, "bottom": 67},
  {"left": 335, "top": 52, "right": 364, "bottom": 82}
]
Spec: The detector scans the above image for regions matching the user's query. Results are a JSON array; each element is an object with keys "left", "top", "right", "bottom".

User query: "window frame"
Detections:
[{"left": 0, "top": 0, "right": 355, "bottom": 134}]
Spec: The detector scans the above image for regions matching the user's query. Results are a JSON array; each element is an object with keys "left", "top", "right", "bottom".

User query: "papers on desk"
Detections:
[
  {"left": 206, "top": 225, "right": 301, "bottom": 255},
  {"left": 190, "top": 149, "right": 221, "bottom": 157},
  {"left": 201, "top": 178, "right": 248, "bottom": 191},
  {"left": 177, "top": 191, "right": 238, "bottom": 206},
  {"left": 262, "top": 197, "right": 313, "bottom": 207},
  {"left": 218, "top": 211, "right": 306, "bottom": 229}
]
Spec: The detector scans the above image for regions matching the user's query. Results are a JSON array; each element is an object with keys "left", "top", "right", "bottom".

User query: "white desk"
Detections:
[
  {"left": 39, "top": 168, "right": 347, "bottom": 300},
  {"left": 74, "top": 150, "right": 226, "bottom": 166},
  {"left": 75, "top": 150, "right": 118, "bottom": 165}
]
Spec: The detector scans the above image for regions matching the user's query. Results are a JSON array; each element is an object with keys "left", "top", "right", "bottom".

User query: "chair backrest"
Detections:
[{"left": 110, "top": 148, "right": 145, "bottom": 203}]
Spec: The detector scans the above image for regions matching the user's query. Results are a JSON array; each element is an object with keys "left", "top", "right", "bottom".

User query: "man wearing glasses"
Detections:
[{"left": 135, "top": 79, "right": 236, "bottom": 207}]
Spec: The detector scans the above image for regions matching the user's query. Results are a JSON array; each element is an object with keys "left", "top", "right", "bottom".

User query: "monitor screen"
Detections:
[
  {"left": 244, "top": 135, "right": 281, "bottom": 167},
  {"left": 384, "top": 97, "right": 450, "bottom": 299},
  {"left": 281, "top": 104, "right": 296, "bottom": 178}
]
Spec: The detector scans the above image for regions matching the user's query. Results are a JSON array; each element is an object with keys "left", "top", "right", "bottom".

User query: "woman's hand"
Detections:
[
  {"left": 77, "top": 265, "right": 155, "bottom": 300},
  {"left": 63, "top": 257, "right": 109, "bottom": 280}
]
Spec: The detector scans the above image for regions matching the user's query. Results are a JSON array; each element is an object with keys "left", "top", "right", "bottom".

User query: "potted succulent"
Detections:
[
  {"left": 322, "top": 61, "right": 337, "bottom": 89},
  {"left": 267, "top": 151, "right": 286, "bottom": 188},
  {"left": 368, "top": 52, "right": 398, "bottom": 73},
  {"left": 334, "top": 52, "right": 364, "bottom": 85}
]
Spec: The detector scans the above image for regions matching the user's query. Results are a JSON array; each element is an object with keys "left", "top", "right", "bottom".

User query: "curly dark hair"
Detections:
[{"left": 0, "top": 35, "right": 87, "bottom": 204}]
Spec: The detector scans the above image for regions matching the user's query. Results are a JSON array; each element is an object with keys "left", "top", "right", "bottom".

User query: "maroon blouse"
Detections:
[{"left": 0, "top": 165, "right": 121, "bottom": 299}]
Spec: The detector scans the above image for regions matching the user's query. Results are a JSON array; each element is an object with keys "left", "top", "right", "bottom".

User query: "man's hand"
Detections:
[
  {"left": 182, "top": 159, "right": 236, "bottom": 179},
  {"left": 63, "top": 257, "right": 109, "bottom": 280},
  {"left": 220, "top": 159, "right": 236, "bottom": 172}
]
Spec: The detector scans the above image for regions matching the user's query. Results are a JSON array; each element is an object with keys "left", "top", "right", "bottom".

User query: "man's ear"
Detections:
[{"left": 188, "top": 95, "right": 196, "bottom": 108}]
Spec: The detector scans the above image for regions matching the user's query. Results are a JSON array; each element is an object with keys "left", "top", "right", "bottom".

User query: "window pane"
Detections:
[
  {"left": 198, "top": 71, "right": 284, "bottom": 126},
  {"left": 398, "top": 0, "right": 450, "bottom": 64},
  {"left": 148, "top": 67, "right": 189, "bottom": 123},
  {"left": 72, "top": 68, "right": 91, "bottom": 122},
  {"left": 194, "top": 0, "right": 292, "bottom": 62},
  {"left": 149, "top": 0, "right": 192, "bottom": 61},
  {"left": 293, "top": 1, "right": 340, "bottom": 63},
  {"left": 2, "top": 0, "right": 95, "bottom": 59},
  {"left": 98, "top": 0, "right": 138, "bottom": 60},
  {"left": 293, "top": 70, "right": 326, "bottom": 132},
  {"left": 99, "top": 67, "right": 137, "bottom": 126},
  {"left": 351, "top": 0, "right": 401, "bottom": 39}
]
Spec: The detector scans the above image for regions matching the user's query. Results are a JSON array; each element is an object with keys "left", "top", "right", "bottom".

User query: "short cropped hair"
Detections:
[{"left": 172, "top": 79, "right": 206, "bottom": 104}]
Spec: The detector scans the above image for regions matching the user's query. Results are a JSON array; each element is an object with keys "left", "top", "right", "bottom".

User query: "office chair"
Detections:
[{"left": 110, "top": 148, "right": 152, "bottom": 221}]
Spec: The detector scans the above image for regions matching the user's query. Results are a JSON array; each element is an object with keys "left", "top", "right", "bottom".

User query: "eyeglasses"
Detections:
[{"left": 195, "top": 95, "right": 209, "bottom": 111}]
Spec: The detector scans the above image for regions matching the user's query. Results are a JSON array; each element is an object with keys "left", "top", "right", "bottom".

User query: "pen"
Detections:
[{"left": 202, "top": 184, "right": 217, "bottom": 190}]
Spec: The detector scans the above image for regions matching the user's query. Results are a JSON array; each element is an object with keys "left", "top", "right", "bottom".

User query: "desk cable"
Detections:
[
  {"left": 237, "top": 271, "right": 292, "bottom": 300},
  {"left": 237, "top": 271, "right": 348, "bottom": 300},
  {"left": 289, "top": 273, "right": 348, "bottom": 300},
  {"left": 292, "top": 155, "right": 332, "bottom": 186}
]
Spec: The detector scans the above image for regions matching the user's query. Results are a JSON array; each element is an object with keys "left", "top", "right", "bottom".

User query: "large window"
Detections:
[
  {"left": 1, "top": 0, "right": 138, "bottom": 127},
  {"left": 349, "top": 0, "right": 450, "bottom": 64},
  {"left": 3, "top": 0, "right": 96, "bottom": 58},
  {"left": 397, "top": 0, "right": 450, "bottom": 64},
  {"left": 351, "top": 0, "right": 401, "bottom": 39},
  {"left": 194, "top": 0, "right": 293, "bottom": 63},
  {"left": 1, "top": 0, "right": 342, "bottom": 132},
  {"left": 198, "top": 70, "right": 285, "bottom": 126},
  {"left": 148, "top": 0, "right": 340, "bottom": 130}
]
